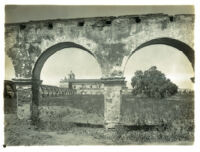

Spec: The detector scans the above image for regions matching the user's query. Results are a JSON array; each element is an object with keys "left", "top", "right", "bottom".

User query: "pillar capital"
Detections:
[
  {"left": 12, "top": 78, "right": 43, "bottom": 85},
  {"left": 12, "top": 78, "right": 32, "bottom": 85},
  {"left": 101, "top": 77, "right": 126, "bottom": 85}
]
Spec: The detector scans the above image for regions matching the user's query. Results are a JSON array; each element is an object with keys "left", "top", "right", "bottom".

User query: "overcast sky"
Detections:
[
  {"left": 4, "top": 5, "right": 194, "bottom": 89},
  {"left": 5, "top": 5, "right": 194, "bottom": 23}
]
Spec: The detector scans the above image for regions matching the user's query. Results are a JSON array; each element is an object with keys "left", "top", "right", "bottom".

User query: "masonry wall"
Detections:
[{"left": 5, "top": 14, "right": 194, "bottom": 78}]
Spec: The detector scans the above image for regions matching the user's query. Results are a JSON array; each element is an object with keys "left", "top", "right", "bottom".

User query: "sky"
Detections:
[
  {"left": 5, "top": 5, "right": 194, "bottom": 23},
  {"left": 40, "top": 48, "right": 102, "bottom": 85},
  {"left": 124, "top": 45, "right": 194, "bottom": 89},
  {"left": 4, "top": 5, "right": 194, "bottom": 89}
]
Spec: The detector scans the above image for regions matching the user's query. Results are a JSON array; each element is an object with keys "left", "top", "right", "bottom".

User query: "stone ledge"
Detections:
[
  {"left": 5, "top": 13, "right": 194, "bottom": 26},
  {"left": 101, "top": 77, "right": 126, "bottom": 85},
  {"left": 12, "top": 79, "right": 43, "bottom": 85}
]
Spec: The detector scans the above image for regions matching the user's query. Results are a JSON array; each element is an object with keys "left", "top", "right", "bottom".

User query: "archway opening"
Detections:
[
  {"left": 122, "top": 40, "right": 194, "bottom": 129},
  {"left": 123, "top": 38, "right": 194, "bottom": 72},
  {"left": 32, "top": 42, "right": 97, "bottom": 80},
  {"left": 40, "top": 48, "right": 102, "bottom": 86},
  {"left": 32, "top": 42, "right": 104, "bottom": 128},
  {"left": 124, "top": 44, "right": 194, "bottom": 90}
]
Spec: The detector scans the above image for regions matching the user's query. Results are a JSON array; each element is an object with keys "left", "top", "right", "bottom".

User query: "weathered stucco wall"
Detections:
[{"left": 5, "top": 14, "right": 194, "bottom": 78}]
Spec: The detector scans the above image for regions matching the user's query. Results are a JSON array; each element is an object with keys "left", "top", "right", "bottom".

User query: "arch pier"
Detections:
[
  {"left": 102, "top": 77, "right": 126, "bottom": 129},
  {"left": 12, "top": 79, "right": 43, "bottom": 122}
]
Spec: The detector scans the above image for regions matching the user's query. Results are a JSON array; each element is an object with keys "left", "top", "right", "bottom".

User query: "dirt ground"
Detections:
[
  {"left": 4, "top": 114, "right": 106, "bottom": 145},
  {"left": 4, "top": 114, "right": 193, "bottom": 146},
  {"left": 4, "top": 95, "right": 194, "bottom": 145}
]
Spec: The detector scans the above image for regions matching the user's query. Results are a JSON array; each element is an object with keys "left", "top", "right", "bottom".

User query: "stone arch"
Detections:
[
  {"left": 31, "top": 42, "right": 102, "bottom": 121},
  {"left": 32, "top": 42, "right": 101, "bottom": 80},
  {"left": 123, "top": 37, "right": 194, "bottom": 74}
]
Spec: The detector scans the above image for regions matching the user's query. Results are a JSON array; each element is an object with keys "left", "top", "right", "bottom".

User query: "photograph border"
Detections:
[{"left": 1, "top": 0, "right": 200, "bottom": 152}]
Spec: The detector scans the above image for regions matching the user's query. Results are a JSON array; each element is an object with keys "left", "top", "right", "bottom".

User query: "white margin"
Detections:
[{"left": 0, "top": 0, "right": 199, "bottom": 152}]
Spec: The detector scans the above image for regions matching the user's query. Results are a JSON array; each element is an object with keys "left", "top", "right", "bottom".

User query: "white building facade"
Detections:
[{"left": 59, "top": 71, "right": 104, "bottom": 95}]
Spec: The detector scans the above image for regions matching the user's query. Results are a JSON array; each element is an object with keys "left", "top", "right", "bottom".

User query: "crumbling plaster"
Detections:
[{"left": 5, "top": 14, "right": 194, "bottom": 78}]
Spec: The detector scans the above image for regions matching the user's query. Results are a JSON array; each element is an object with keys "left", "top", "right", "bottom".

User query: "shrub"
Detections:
[{"left": 131, "top": 66, "right": 178, "bottom": 98}]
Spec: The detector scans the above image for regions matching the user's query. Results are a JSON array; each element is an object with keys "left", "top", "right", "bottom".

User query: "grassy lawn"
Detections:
[
  {"left": 4, "top": 94, "right": 194, "bottom": 145},
  {"left": 120, "top": 94, "right": 194, "bottom": 144},
  {"left": 121, "top": 94, "right": 194, "bottom": 124}
]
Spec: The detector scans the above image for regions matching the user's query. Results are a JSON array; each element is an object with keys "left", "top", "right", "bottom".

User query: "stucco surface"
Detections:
[{"left": 5, "top": 14, "right": 194, "bottom": 78}]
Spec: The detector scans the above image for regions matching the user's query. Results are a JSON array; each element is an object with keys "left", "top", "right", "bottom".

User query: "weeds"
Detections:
[{"left": 5, "top": 94, "right": 194, "bottom": 145}]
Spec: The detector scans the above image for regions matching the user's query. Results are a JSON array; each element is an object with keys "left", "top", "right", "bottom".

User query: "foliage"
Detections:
[{"left": 131, "top": 66, "right": 178, "bottom": 98}]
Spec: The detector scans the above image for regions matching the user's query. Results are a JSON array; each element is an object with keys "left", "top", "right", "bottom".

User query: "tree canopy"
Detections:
[{"left": 131, "top": 66, "right": 178, "bottom": 98}]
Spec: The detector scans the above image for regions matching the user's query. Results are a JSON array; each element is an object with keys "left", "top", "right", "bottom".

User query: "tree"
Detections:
[{"left": 131, "top": 66, "right": 178, "bottom": 98}]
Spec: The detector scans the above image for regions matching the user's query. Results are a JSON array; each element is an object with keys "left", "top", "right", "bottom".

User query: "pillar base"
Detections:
[{"left": 104, "top": 122, "right": 121, "bottom": 130}]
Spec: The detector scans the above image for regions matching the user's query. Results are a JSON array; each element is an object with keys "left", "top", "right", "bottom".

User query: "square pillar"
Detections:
[
  {"left": 31, "top": 79, "right": 42, "bottom": 123},
  {"left": 12, "top": 79, "right": 32, "bottom": 120},
  {"left": 102, "top": 77, "right": 126, "bottom": 129},
  {"left": 12, "top": 79, "right": 42, "bottom": 123}
]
